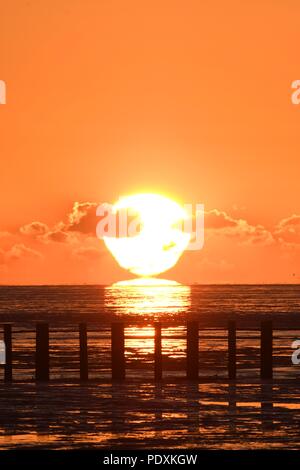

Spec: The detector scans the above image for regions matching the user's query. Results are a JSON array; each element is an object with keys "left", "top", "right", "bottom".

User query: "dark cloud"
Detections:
[
  {"left": 67, "top": 202, "right": 99, "bottom": 234},
  {"left": 20, "top": 221, "right": 49, "bottom": 236}
]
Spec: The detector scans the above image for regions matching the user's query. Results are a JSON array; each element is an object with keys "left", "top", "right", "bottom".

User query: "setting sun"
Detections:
[{"left": 103, "top": 193, "right": 191, "bottom": 277}]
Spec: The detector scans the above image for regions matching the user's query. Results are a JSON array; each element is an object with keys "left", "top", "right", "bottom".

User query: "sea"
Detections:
[
  {"left": 0, "top": 284, "right": 300, "bottom": 449},
  {"left": 0, "top": 283, "right": 299, "bottom": 324},
  {"left": 0, "top": 284, "right": 299, "bottom": 381}
]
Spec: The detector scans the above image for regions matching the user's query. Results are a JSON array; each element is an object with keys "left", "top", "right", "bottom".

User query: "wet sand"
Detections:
[{"left": 0, "top": 379, "right": 299, "bottom": 449}]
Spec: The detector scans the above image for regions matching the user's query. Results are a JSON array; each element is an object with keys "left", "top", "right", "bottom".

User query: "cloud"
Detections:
[
  {"left": 0, "top": 244, "right": 43, "bottom": 265},
  {"left": 278, "top": 214, "right": 300, "bottom": 228},
  {"left": 73, "top": 246, "right": 104, "bottom": 260},
  {"left": 67, "top": 201, "right": 99, "bottom": 234},
  {"left": 20, "top": 220, "right": 71, "bottom": 244},
  {"left": 41, "top": 221, "right": 76, "bottom": 244},
  {"left": 274, "top": 214, "right": 300, "bottom": 245},
  {"left": 205, "top": 209, "right": 239, "bottom": 229},
  {"left": 16, "top": 204, "right": 277, "bottom": 250},
  {"left": 3, "top": 201, "right": 300, "bottom": 284},
  {"left": 18, "top": 201, "right": 99, "bottom": 244},
  {"left": 20, "top": 221, "right": 49, "bottom": 236},
  {"left": 205, "top": 209, "right": 274, "bottom": 246},
  {"left": 19, "top": 203, "right": 300, "bottom": 252},
  {"left": 44, "top": 230, "right": 70, "bottom": 243}
]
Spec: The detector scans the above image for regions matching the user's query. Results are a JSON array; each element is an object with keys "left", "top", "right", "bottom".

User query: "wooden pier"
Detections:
[{"left": 0, "top": 320, "right": 276, "bottom": 382}]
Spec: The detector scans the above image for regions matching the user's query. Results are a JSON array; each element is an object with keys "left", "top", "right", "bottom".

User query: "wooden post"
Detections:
[
  {"left": 79, "top": 323, "right": 88, "bottom": 381},
  {"left": 154, "top": 322, "right": 162, "bottom": 381},
  {"left": 186, "top": 321, "right": 199, "bottom": 380},
  {"left": 111, "top": 322, "right": 125, "bottom": 380},
  {"left": 228, "top": 320, "right": 236, "bottom": 380},
  {"left": 260, "top": 320, "right": 273, "bottom": 380},
  {"left": 35, "top": 323, "right": 49, "bottom": 382},
  {"left": 4, "top": 324, "right": 12, "bottom": 382}
]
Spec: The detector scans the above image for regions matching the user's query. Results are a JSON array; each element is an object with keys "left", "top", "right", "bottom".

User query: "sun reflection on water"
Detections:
[
  {"left": 104, "top": 278, "right": 191, "bottom": 318},
  {"left": 104, "top": 278, "right": 191, "bottom": 365}
]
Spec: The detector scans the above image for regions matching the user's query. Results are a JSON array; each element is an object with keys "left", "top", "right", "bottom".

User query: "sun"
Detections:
[{"left": 103, "top": 193, "right": 191, "bottom": 277}]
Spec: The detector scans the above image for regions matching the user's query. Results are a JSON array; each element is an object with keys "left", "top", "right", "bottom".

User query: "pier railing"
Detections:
[{"left": 0, "top": 320, "right": 276, "bottom": 382}]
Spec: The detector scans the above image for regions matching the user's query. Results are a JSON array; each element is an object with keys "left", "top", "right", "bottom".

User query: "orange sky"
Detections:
[{"left": 0, "top": 0, "right": 300, "bottom": 284}]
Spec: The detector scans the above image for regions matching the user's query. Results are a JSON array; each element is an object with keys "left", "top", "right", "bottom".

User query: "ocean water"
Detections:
[
  {"left": 0, "top": 284, "right": 299, "bottom": 382},
  {"left": 0, "top": 284, "right": 300, "bottom": 449},
  {"left": 0, "top": 284, "right": 299, "bottom": 325}
]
